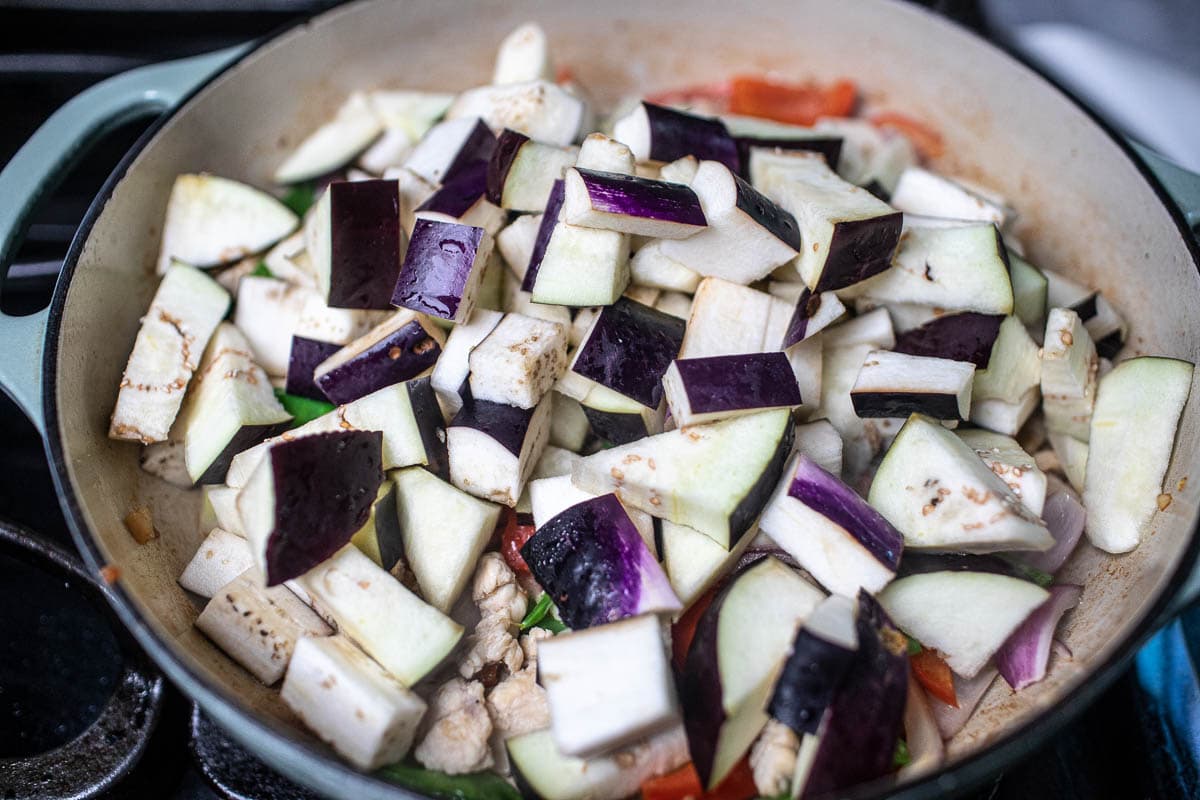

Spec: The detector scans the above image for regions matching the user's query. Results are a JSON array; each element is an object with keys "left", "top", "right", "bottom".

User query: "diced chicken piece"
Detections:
[
  {"left": 750, "top": 719, "right": 800, "bottom": 797},
  {"left": 414, "top": 678, "right": 495, "bottom": 775},
  {"left": 460, "top": 553, "right": 528, "bottom": 680},
  {"left": 468, "top": 313, "right": 569, "bottom": 409},
  {"left": 488, "top": 628, "right": 553, "bottom": 741}
]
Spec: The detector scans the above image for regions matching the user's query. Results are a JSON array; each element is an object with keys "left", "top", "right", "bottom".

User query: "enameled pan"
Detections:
[{"left": 2, "top": 1, "right": 1200, "bottom": 797}]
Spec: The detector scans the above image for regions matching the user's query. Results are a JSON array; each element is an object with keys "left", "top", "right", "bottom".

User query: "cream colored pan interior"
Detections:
[{"left": 50, "top": 0, "right": 1200, "bottom": 794}]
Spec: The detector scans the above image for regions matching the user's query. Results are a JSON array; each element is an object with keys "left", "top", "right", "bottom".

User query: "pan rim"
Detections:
[{"left": 37, "top": 2, "right": 1200, "bottom": 798}]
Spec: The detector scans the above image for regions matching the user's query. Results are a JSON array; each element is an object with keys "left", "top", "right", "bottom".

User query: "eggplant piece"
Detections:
[
  {"left": 531, "top": 222, "right": 632, "bottom": 307},
  {"left": 612, "top": 102, "right": 740, "bottom": 172},
  {"left": 496, "top": 212, "right": 543, "bottom": 283},
  {"left": 312, "top": 179, "right": 404, "bottom": 310},
  {"left": 492, "top": 22, "right": 553, "bottom": 84},
  {"left": 569, "top": 297, "right": 685, "bottom": 409},
  {"left": 891, "top": 312, "right": 1004, "bottom": 368},
  {"left": 680, "top": 277, "right": 794, "bottom": 358},
  {"left": 447, "top": 81, "right": 585, "bottom": 146},
  {"left": 178, "top": 528, "right": 255, "bottom": 599},
  {"left": 285, "top": 336, "right": 342, "bottom": 400},
  {"left": 850, "top": 350, "right": 975, "bottom": 421},
  {"left": 794, "top": 419, "right": 843, "bottom": 477},
  {"left": 814, "top": 342, "right": 891, "bottom": 480},
  {"left": 393, "top": 466, "right": 502, "bottom": 612},
  {"left": 358, "top": 127, "right": 416, "bottom": 176},
  {"left": 660, "top": 520, "right": 754, "bottom": 610},
  {"left": 393, "top": 218, "right": 493, "bottom": 322},
  {"left": 629, "top": 241, "right": 702, "bottom": 293},
  {"left": 486, "top": 129, "right": 578, "bottom": 213},
  {"left": 856, "top": 223, "right": 1014, "bottom": 314},
  {"left": 889, "top": 166, "right": 1009, "bottom": 225},
  {"left": 522, "top": 494, "right": 679, "bottom": 629},
  {"left": 807, "top": 118, "right": 915, "bottom": 192},
  {"left": 663, "top": 352, "right": 801, "bottom": 427},
  {"left": 467, "top": 312, "right": 569, "bottom": 409},
  {"left": 234, "top": 276, "right": 317, "bottom": 377},
  {"left": 820, "top": 306, "right": 896, "bottom": 351},
  {"left": 659, "top": 155, "right": 700, "bottom": 185},
  {"left": 508, "top": 726, "right": 689, "bottom": 800},
  {"left": 281, "top": 634, "right": 428, "bottom": 770},
  {"left": 528, "top": 475, "right": 656, "bottom": 554},
  {"left": 348, "top": 482, "right": 403, "bottom": 572},
  {"left": 555, "top": 372, "right": 665, "bottom": 445},
  {"left": 781, "top": 288, "right": 847, "bottom": 348},
  {"left": 313, "top": 310, "right": 444, "bottom": 405},
  {"left": 549, "top": 392, "right": 590, "bottom": 452},
  {"left": 655, "top": 291, "right": 692, "bottom": 320},
  {"left": 575, "top": 132, "right": 636, "bottom": 174},
  {"left": 368, "top": 90, "right": 455, "bottom": 142},
  {"left": 447, "top": 393, "right": 551, "bottom": 506},
  {"left": 870, "top": 414, "right": 1052, "bottom": 552},
  {"left": 879, "top": 570, "right": 1049, "bottom": 678},
  {"left": 293, "top": 544, "right": 464, "bottom": 685},
  {"left": 972, "top": 315, "right": 1042, "bottom": 408},
  {"left": 799, "top": 593, "right": 909, "bottom": 797},
  {"left": 292, "top": 295, "right": 392, "bottom": 349},
  {"left": 155, "top": 174, "right": 298, "bottom": 274},
  {"left": 681, "top": 557, "right": 824, "bottom": 788},
  {"left": 1085, "top": 293, "right": 1127, "bottom": 360},
  {"left": 572, "top": 409, "right": 794, "bottom": 549},
  {"left": 430, "top": 308, "right": 505, "bottom": 417},
  {"left": 196, "top": 568, "right": 332, "bottom": 685},
  {"left": 994, "top": 584, "right": 1082, "bottom": 691},
  {"left": 751, "top": 151, "right": 902, "bottom": 292},
  {"left": 768, "top": 595, "right": 858, "bottom": 736},
  {"left": 760, "top": 453, "right": 902, "bottom": 597},
  {"left": 179, "top": 323, "right": 293, "bottom": 483},
  {"left": 561, "top": 168, "right": 707, "bottom": 239},
  {"left": 274, "top": 92, "right": 383, "bottom": 184},
  {"left": 537, "top": 613, "right": 680, "bottom": 757},
  {"left": 1084, "top": 356, "right": 1193, "bottom": 553},
  {"left": 1009, "top": 254, "right": 1048, "bottom": 331},
  {"left": 238, "top": 430, "right": 384, "bottom": 585},
  {"left": 414, "top": 160, "right": 506, "bottom": 235},
  {"left": 1041, "top": 308, "right": 1098, "bottom": 441},
  {"left": 1049, "top": 431, "right": 1089, "bottom": 494},
  {"left": 202, "top": 485, "right": 245, "bottom": 537},
  {"left": 724, "top": 113, "right": 843, "bottom": 172},
  {"left": 403, "top": 117, "right": 498, "bottom": 185},
  {"left": 109, "top": 263, "right": 231, "bottom": 443},
  {"left": 262, "top": 230, "right": 318, "bottom": 289},
  {"left": 520, "top": 179, "right": 567, "bottom": 292},
  {"left": 503, "top": 272, "right": 573, "bottom": 328},
  {"left": 957, "top": 429, "right": 1047, "bottom": 516},
  {"left": 658, "top": 160, "right": 801, "bottom": 284}
]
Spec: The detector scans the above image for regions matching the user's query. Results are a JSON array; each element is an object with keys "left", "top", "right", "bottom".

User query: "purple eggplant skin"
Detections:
[
  {"left": 642, "top": 102, "right": 740, "bottom": 173},
  {"left": 737, "top": 136, "right": 842, "bottom": 175},
  {"left": 675, "top": 352, "right": 801, "bottom": 414},
  {"left": 371, "top": 481, "right": 405, "bottom": 572},
  {"left": 520, "top": 493, "right": 665, "bottom": 629},
  {"left": 1095, "top": 330, "right": 1124, "bottom": 360},
  {"left": 315, "top": 320, "right": 442, "bottom": 406},
  {"left": 407, "top": 376, "right": 450, "bottom": 480},
  {"left": 263, "top": 430, "right": 384, "bottom": 585},
  {"left": 392, "top": 218, "right": 487, "bottom": 320},
  {"left": 580, "top": 405, "right": 651, "bottom": 445},
  {"left": 850, "top": 390, "right": 964, "bottom": 421},
  {"left": 863, "top": 181, "right": 890, "bottom": 203},
  {"left": 680, "top": 571, "right": 734, "bottom": 787},
  {"left": 286, "top": 336, "right": 342, "bottom": 401},
  {"left": 572, "top": 298, "right": 686, "bottom": 409},
  {"left": 195, "top": 422, "right": 292, "bottom": 486},
  {"left": 897, "top": 552, "right": 1030, "bottom": 581},
  {"left": 485, "top": 129, "right": 531, "bottom": 205},
  {"left": 733, "top": 173, "right": 802, "bottom": 251},
  {"left": 521, "top": 179, "right": 566, "bottom": 292},
  {"left": 417, "top": 160, "right": 490, "bottom": 218},
  {"left": 802, "top": 592, "right": 909, "bottom": 798},
  {"left": 892, "top": 313, "right": 1005, "bottom": 368},
  {"left": 728, "top": 414, "right": 796, "bottom": 546},
  {"left": 449, "top": 393, "right": 536, "bottom": 457},
  {"left": 443, "top": 119, "right": 499, "bottom": 185},
  {"left": 782, "top": 289, "right": 820, "bottom": 349},
  {"left": 574, "top": 168, "right": 707, "bottom": 226},
  {"left": 328, "top": 179, "right": 403, "bottom": 309},
  {"left": 789, "top": 455, "right": 902, "bottom": 570},
  {"left": 815, "top": 211, "right": 904, "bottom": 293},
  {"left": 768, "top": 622, "right": 857, "bottom": 737}
]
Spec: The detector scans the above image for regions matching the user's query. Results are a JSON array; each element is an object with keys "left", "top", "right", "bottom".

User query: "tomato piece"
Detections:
[
  {"left": 641, "top": 763, "right": 704, "bottom": 800},
  {"left": 555, "top": 65, "right": 575, "bottom": 84},
  {"left": 728, "top": 76, "right": 858, "bottom": 126},
  {"left": 706, "top": 756, "right": 758, "bottom": 800},
  {"left": 910, "top": 648, "right": 958, "bottom": 708},
  {"left": 868, "top": 111, "right": 946, "bottom": 160},
  {"left": 671, "top": 588, "right": 717, "bottom": 672},
  {"left": 645, "top": 81, "right": 733, "bottom": 114},
  {"left": 499, "top": 509, "right": 537, "bottom": 576}
]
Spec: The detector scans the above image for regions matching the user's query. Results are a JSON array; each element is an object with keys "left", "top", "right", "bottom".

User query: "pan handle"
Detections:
[{"left": 0, "top": 45, "right": 248, "bottom": 435}]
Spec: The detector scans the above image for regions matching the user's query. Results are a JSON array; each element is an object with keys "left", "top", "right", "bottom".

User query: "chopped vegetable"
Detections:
[
  {"left": 893, "top": 738, "right": 911, "bottom": 768},
  {"left": 282, "top": 183, "right": 317, "bottom": 216},
  {"left": 378, "top": 762, "right": 521, "bottom": 800},
  {"left": 499, "top": 509, "right": 537, "bottom": 575},
  {"left": 994, "top": 584, "right": 1082, "bottom": 690},
  {"left": 909, "top": 649, "right": 957, "bottom": 708},
  {"left": 728, "top": 76, "right": 857, "bottom": 126}
]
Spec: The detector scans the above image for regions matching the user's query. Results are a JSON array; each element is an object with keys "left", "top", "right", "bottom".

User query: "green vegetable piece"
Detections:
[
  {"left": 273, "top": 389, "right": 334, "bottom": 427},
  {"left": 282, "top": 183, "right": 317, "bottom": 217},
  {"left": 906, "top": 636, "right": 922, "bottom": 656},
  {"left": 377, "top": 763, "right": 521, "bottom": 800},
  {"left": 520, "top": 593, "right": 554, "bottom": 631},
  {"left": 251, "top": 260, "right": 272, "bottom": 278},
  {"left": 893, "top": 738, "right": 911, "bottom": 768}
]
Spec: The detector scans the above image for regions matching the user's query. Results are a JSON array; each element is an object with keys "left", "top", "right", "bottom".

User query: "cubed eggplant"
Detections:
[
  {"left": 109, "top": 263, "right": 231, "bottom": 443},
  {"left": 521, "top": 494, "right": 679, "bottom": 629},
  {"left": 274, "top": 92, "right": 383, "bottom": 185},
  {"left": 760, "top": 453, "right": 902, "bottom": 597},
  {"left": 850, "top": 350, "right": 975, "bottom": 421},
  {"left": 528, "top": 475, "right": 655, "bottom": 552},
  {"left": 561, "top": 168, "right": 707, "bottom": 239},
  {"left": 549, "top": 392, "right": 590, "bottom": 452},
  {"left": 313, "top": 310, "right": 444, "bottom": 405},
  {"left": 486, "top": 129, "right": 578, "bottom": 212},
  {"left": 521, "top": 179, "right": 566, "bottom": 292},
  {"left": 447, "top": 80, "right": 586, "bottom": 146},
  {"left": 781, "top": 288, "right": 847, "bottom": 348},
  {"left": 629, "top": 241, "right": 702, "bottom": 293},
  {"left": 414, "top": 160, "right": 506, "bottom": 235},
  {"left": 468, "top": 312, "right": 569, "bottom": 409},
  {"left": 767, "top": 594, "right": 858, "bottom": 736},
  {"left": 313, "top": 179, "right": 405, "bottom": 310},
  {"left": 956, "top": 429, "right": 1047, "bottom": 516},
  {"left": 972, "top": 315, "right": 1042, "bottom": 411},
  {"left": 724, "top": 114, "right": 843, "bottom": 172},
  {"left": 1041, "top": 307, "right": 1098, "bottom": 441},
  {"left": 530, "top": 221, "right": 631, "bottom": 307},
  {"left": 751, "top": 151, "right": 902, "bottom": 292},
  {"left": 569, "top": 297, "right": 685, "bottom": 409},
  {"left": 575, "top": 132, "right": 636, "bottom": 174},
  {"left": 572, "top": 409, "right": 794, "bottom": 549},
  {"left": 612, "top": 102, "right": 739, "bottom": 172},
  {"left": 234, "top": 276, "right": 318, "bottom": 377},
  {"left": 402, "top": 116, "right": 498, "bottom": 185},
  {"left": 657, "top": 160, "right": 801, "bottom": 285},
  {"left": 430, "top": 308, "right": 505, "bottom": 417},
  {"left": 662, "top": 352, "right": 801, "bottom": 427},
  {"left": 496, "top": 213, "right": 543, "bottom": 283},
  {"left": 680, "top": 277, "right": 794, "bottom": 358},
  {"left": 890, "top": 166, "right": 1010, "bottom": 226},
  {"left": 285, "top": 336, "right": 342, "bottom": 400},
  {"left": 447, "top": 393, "right": 551, "bottom": 506},
  {"left": 492, "top": 22, "right": 553, "bottom": 84},
  {"left": 794, "top": 419, "right": 843, "bottom": 477},
  {"left": 891, "top": 312, "right": 1004, "bottom": 367},
  {"left": 237, "top": 430, "right": 384, "bottom": 585},
  {"left": 556, "top": 371, "right": 666, "bottom": 445},
  {"left": 1008, "top": 253, "right": 1048, "bottom": 331},
  {"left": 392, "top": 218, "right": 494, "bottom": 322},
  {"left": 178, "top": 528, "right": 255, "bottom": 599},
  {"left": 348, "top": 482, "right": 404, "bottom": 573}
]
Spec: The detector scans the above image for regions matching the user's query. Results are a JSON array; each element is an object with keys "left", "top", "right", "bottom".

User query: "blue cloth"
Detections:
[{"left": 1135, "top": 606, "right": 1200, "bottom": 797}]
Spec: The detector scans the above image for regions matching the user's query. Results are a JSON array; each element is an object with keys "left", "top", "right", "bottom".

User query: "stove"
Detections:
[{"left": 0, "top": 2, "right": 1196, "bottom": 798}]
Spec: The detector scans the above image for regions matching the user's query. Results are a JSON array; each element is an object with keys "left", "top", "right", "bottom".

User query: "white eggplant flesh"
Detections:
[
  {"left": 234, "top": 276, "right": 318, "bottom": 377},
  {"left": 367, "top": 90, "right": 455, "bottom": 141},
  {"left": 1041, "top": 307, "right": 1098, "bottom": 441},
  {"left": 973, "top": 315, "right": 1041, "bottom": 405},
  {"left": 447, "top": 394, "right": 552, "bottom": 507},
  {"left": 496, "top": 213, "right": 543, "bottom": 281},
  {"left": 1049, "top": 431, "right": 1089, "bottom": 494},
  {"left": 468, "top": 313, "right": 569, "bottom": 409},
  {"left": 819, "top": 306, "right": 895, "bottom": 350},
  {"left": 549, "top": 392, "right": 590, "bottom": 452},
  {"left": 357, "top": 127, "right": 417, "bottom": 175},
  {"left": 294, "top": 295, "right": 391, "bottom": 346},
  {"left": 660, "top": 521, "right": 751, "bottom": 611},
  {"left": 274, "top": 92, "right": 383, "bottom": 184},
  {"left": 971, "top": 387, "right": 1040, "bottom": 438},
  {"left": 430, "top": 309, "right": 504, "bottom": 418},
  {"left": 447, "top": 80, "right": 585, "bottom": 146},
  {"left": 493, "top": 22, "right": 554, "bottom": 85},
  {"left": 203, "top": 485, "right": 245, "bottom": 536},
  {"left": 402, "top": 117, "right": 495, "bottom": 186},
  {"left": 850, "top": 350, "right": 975, "bottom": 422},
  {"left": 178, "top": 528, "right": 254, "bottom": 598},
  {"left": 502, "top": 270, "right": 574, "bottom": 327},
  {"left": 681, "top": 277, "right": 793, "bottom": 357},
  {"left": 575, "top": 133, "right": 636, "bottom": 174},
  {"left": 531, "top": 222, "right": 631, "bottom": 307},
  {"left": 263, "top": 231, "right": 318, "bottom": 290},
  {"left": 957, "top": 429, "right": 1047, "bottom": 517},
  {"left": 794, "top": 419, "right": 844, "bottom": 477},
  {"left": 528, "top": 475, "right": 655, "bottom": 552},
  {"left": 889, "top": 166, "right": 1009, "bottom": 226},
  {"left": 656, "top": 291, "right": 693, "bottom": 321}
]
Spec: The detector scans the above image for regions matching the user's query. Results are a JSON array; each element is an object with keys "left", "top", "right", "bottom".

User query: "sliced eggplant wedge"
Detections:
[
  {"left": 556, "top": 370, "right": 666, "bottom": 445},
  {"left": 348, "top": 482, "right": 404, "bottom": 573},
  {"left": 889, "top": 166, "right": 1009, "bottom": 225},
  {"left": 447, "top": 80, "right": 585, "bottom": 146},
  {"left": 492, "top": 21, "right": 554, "bottom": 84},
  {"left": 393, "top": 218, "right": 494, "bottom": 322},
  {"left": 314, "top": 310, "right": 444, "bottom": 405},
  {"left": 630, "top": 241, "right": 702, "bottom": 293},
  {"left": 531, "top": 220, "right": 631, "bottom": 307},
  {"left": 850, "top": 350, "right": 975, "bottom": 422},
  {"left": 234, "top": 276, "right": 318, "bottom": 377},
  {"left": 156, "top": 174, "right": 298, "bottom": 274},
  {"left": 413, "top": 160, "right": 507, "bottom": 235},
  {"left": 575, "top": 132, "right": 636, "bottom": 174},
  {"left": 972, "top": 315, "right": 1042, "bottom": 407},
  {"left": 110, "top": 263, "right": 230, "bottom": 443},
  {"left": 767, "top": 594, "right": 858, "bottom": 738},
  {"left": 430, "top": 308, "right": 505, "bottom": 417},
  {"left": 313, "top": 178, "right": 405, "bottom": 310},
  {"left": 570, "top": 297, "right": 685, "bottom": 409},
  {"left": 956, "top": 429, "right": 1047, "bottom": 517},
  {"left": 794, "top": 418, "right": 844, "bottom": 477},
  {"left": 781, "top": 288, "right": 846, "bottom": 348},
  {"left": 274, "top": 92, "right": 383, "bottom": 184},
  {"left": 612, "top": 102, "right": 740, "bottom": 172},
  {"left": 447, "top": 393, "right": 552, "bottom": 506},
  {"left": 403, "top": 116, "right": 498, "bottom": 185},
  {"left": 663, "top": 352, "right": 801, "bottom": 427},
  {"left": 522, "top": 179, "right": 567, "bottom": 292},
  {"left": 891, "top": 312, "right": 1004, "bottom": 368},
  {"left": 178, "top": 528, "right": 255, "bottom": 599},
  {"left": 468, "top": 312, "right": 569, "bottom": 409},
  {"left": 1009, "top": 253, "right": 1048, "bottom": 331},
  {"left": 487, "top": 129, "right": 578, "bottom": 213},
  {"left": 561, "top": 167, "right": 707, "bottom": 239},
  {"left": 1040, "top": 307, "right": 1098, "bottom": 441}
]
